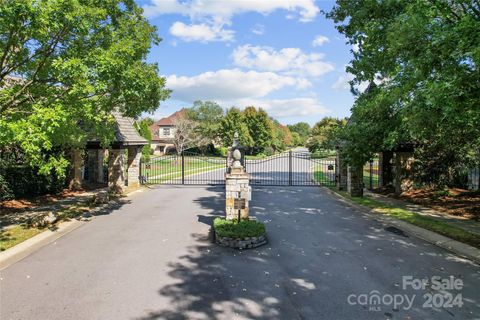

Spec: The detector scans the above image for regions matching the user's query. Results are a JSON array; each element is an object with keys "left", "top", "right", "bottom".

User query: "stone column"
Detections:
[
  {"left": 108, "top": 148, "right": 126, "bottom": 193},
  {"left": 225, "top": 149, "right": 251, "bottom": 220},
  {"left": 347, "top": 165, "right": 363, "bottom": 197},
  {"left": 69, "top": 149, "right": 83, "bottom": 190},
  {"left": 378, "top": 151, "right": 393, "bottom": 187},
  {"left": 336, "top": 152, "right": 348, "bottom": 190},
  {"left": 127, "top": 145, "right": 142, "bottom": 188}
]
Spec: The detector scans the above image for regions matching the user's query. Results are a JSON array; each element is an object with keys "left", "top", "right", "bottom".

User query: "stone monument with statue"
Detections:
[{"left": 225, "top": 132, "right": 251, "bottom": 220}]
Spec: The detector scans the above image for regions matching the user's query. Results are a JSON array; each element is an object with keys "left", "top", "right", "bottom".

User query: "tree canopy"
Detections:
[
  {"left": 287, "top": 122, "right": 311, "bottom": 146},
  {"left": 0, "top": 0, "right": 170, "bottom": 176},
  {"left": 328, "top": 0, "right": 480, "bottom": 169},
  {"left": 307, "top": 117, "right": 347, "bottom": 153}
]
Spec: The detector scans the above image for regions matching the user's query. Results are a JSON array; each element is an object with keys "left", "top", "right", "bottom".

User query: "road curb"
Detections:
[
  {"left": 0, "top": 219, "right": 85, "bottom": 271},
  {"left": 322, "top": 187, "right": 480, "bottom": 265},
  {"left": 0, "top": 198, "right": 126, "bottom": 271}
]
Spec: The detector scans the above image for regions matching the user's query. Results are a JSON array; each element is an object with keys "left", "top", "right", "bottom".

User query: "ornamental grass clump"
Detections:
[{"left": 213, "top": 218, "right": 265, "bottom": 239}]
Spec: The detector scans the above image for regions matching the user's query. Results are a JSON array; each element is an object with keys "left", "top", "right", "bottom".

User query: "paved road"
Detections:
[{"left": 1, "top": 185, "right": 479, "bottom": 320}]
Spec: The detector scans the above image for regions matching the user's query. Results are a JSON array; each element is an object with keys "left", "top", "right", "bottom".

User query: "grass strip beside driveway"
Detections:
[
  {"left": 0, "top": 225, "right": 44, "bottom": 251},
  {"left": 330, "top": 188, "right": 480, "bottom": 249}
]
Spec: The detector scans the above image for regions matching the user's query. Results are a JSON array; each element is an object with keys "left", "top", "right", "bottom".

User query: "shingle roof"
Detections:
[
  {"left": 149, "top": 109, "right": 186, "bottom": 141},
  {"left": 111, "top": 111, "right": 148, "bottom": 146}
]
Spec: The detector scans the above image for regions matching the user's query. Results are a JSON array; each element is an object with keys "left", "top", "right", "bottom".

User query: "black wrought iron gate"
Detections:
[
  {"left": 140, "top": 151, "right": 336, "bottom": 187},
  {"left": 246, "top": 151, "right": 336, "bottom": 186},
  {"left": 140, "top": 152, "right": 227, "bottom": 185}
]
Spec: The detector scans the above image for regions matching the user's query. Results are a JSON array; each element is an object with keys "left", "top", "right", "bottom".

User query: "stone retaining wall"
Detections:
[{"left": 215, "top": 233, "right": 268, "bottom": 249}]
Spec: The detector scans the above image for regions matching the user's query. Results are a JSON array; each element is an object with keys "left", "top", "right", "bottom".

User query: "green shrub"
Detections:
[
  {"left": 215, "top": 146, "right": 229, "bottom": 157},
  {"left": 2, "top": 166, "right": 67, "bottom": 199},
  {"left": 0, "top": 173, "right": 13, "bottom": 200},
  {"left": 213, "top": 218, "right": 266, "bottom": 238},
  {"left": 263, "top": 146, "right": 274, "bottom": 156}
]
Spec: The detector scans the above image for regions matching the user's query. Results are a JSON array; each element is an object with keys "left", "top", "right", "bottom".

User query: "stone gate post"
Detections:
[
  {"left": 108, "top": 148, "right": 126, "bottom": 193},
  {"left": 336, "top": 151, "right": 348, "bottom": 190},
  {"left": 347, "top": 165, "right": 364, "bottom": 197},
  {"left": 127, "top": 146, "right": 142, "bottom": 188},
  {"left": 225, "top": 145, "right": 251, "bottom": 220}
]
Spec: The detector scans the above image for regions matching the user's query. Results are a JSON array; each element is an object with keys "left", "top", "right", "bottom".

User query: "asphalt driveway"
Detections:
[{"left": 1, "top": 185, "right": 479, "bottom": 320}]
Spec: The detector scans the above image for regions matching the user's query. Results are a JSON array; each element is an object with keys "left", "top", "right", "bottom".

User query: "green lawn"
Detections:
[
  {"left": 362, "top": 170, "right": 379, "bottom": 188},
  {"left": 0, "top": 225, "right": 43, "bottom": 251},
  {"left": 313, "top": 164, "right": 336, "bottom": 186}
]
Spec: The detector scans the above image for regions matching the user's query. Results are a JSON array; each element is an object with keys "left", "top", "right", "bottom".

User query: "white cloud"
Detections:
[
  {"left": 332, "top": 73, "right": 369, "bottom": 92},
  {"left": 227, "top": 98, "right": 330, "bottom": 118},
  {"left": 232, "top": 45, "right": 334, "bottom": 77},
  {"left": 251, "top": 24, "right": 265, "bottom": 35},
  {"left": 166, "top": 69, "right": 310, "bottom": 102},
  {"left": 143, "top": 0, "right": 319, "bottom": 22},
  {"left": 169, "top": 21, "right": 234, "bottom": 43},
  {"left": 312, "top": 35, "right": 330, "bottom": 47}
]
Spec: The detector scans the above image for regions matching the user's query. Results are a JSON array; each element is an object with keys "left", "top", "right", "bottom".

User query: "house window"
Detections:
[{"left": 163, "top": 128, "right": 171, "bottom": 136}]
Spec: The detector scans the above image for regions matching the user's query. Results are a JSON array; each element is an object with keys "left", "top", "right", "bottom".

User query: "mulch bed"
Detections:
[
  {"left": 387, "top": 188, "right": 480, "bottom": 221},
  {"left": 0, "top": 189, "right": 86, "bottom": 215}
]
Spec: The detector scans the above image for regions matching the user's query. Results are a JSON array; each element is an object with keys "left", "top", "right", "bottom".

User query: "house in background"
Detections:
[{"left": 149, "top": 109, "right": 185, "bottom": 155}]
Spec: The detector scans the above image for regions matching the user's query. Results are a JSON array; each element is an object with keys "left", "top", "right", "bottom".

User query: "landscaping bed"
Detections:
[
  {"left": 213, "top": 218, "right": 267, "bottom": 249},
  {"left": 395, "top": 188, "right": 480, "bottom": 222}
]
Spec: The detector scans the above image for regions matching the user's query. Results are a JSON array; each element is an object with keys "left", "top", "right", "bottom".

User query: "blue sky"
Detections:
[{"left": 137, "top": 0, "right": 361, "bottom": 125}]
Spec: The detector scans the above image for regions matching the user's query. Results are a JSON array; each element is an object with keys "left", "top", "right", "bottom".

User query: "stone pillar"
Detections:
[
  {"left": 378, "top": 151, "right": 393, "bottom": 187},
  {"left": 336, "top": 152, "right": 348, "bottom": 190},
  {"left": 225, "top": 149, "right": 251, "bottom": 220},
  {"left": 69, "top": 149, "right": 83, "bottom": 190},
  {"left": 108, "top": 148, "right": 126, "bottom": 193},
  {"left": 347, "top": 165, "right": 363, "bottom": 197},
  {"left": 127, "top": 146, "right": 142, "bottom": 188}
]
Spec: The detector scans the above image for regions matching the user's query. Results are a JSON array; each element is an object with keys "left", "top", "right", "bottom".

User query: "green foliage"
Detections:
[
  {"left": 1, "top": 165, "right": 68, "bottom": 198},
  {"left": 0, "top": 0, "right": 170, "bottom": 180},
  {"left": 287, "top": 122, "right": 311, "bottom": 145},
  {"left": 187, "top": 101, "right": 224, "bottom": 144},
  {"left": 215, "top": 146, "right": 228, "bottom": 157},
  {"left": 0, "top": 173, "right": 13, "bottom": 200},
  {"left": 135, "top": 118, "right": 153, "bottom": 161},
  {"left": 307, "top": 117, "right": 347, "bottom": 153},
  {"left": 328, "top": 1, "right": 480, "bottom": 173},
  {"left": 213, "top": 218, "right": 266, "bottom": 239},
  {"left": 220, "top": 107, "right": 253, "bottom": 147},
  {"left": 271, "top": 120, "right": 293, "bottom": 151},
  {"left": 243, "top": 107, "right": 274, "bottom": 153}
]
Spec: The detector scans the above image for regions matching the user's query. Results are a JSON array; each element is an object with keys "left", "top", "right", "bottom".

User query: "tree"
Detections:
[
  {"left": 271, "top": 120, "right": 293, "bottom": 152},
  {"left": 0, "top": 0, "right": 170, "bottom": 177},
  {"left": 307, "top": 117, "right": 347, "bottom": 153},
  {"left": 187, "top": 100, "right": 224, "bottom": 144},
  {"left": 328, "top": 0, "right": 480, "bottom": 174},
  {"left": 287, "top": 122, "right": 311, "bottom": 146},
  {"left": 172, "top": 115, "right": 209, "bottom": 155},
  {"left": 220, "top": 107, "right": 253, "bottom": 148},
  {"left": 243, "top": 107, "right": 274, "bottom": 154}
]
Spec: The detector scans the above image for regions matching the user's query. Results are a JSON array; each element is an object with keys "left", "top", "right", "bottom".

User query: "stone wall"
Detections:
[{"left": 215, "top": 233, "right": 267, "bottom": 249}]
